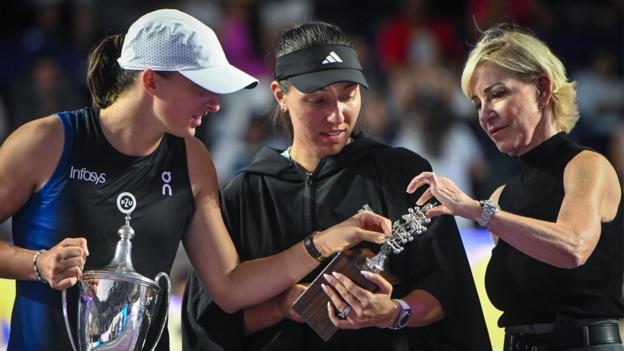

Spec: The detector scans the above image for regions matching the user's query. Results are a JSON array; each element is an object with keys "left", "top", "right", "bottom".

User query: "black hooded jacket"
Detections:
[{"left": 182, "top": 135, "right": 491, "bottom": 351}]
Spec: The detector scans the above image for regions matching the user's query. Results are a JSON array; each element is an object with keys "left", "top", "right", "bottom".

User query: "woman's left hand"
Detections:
[
  {"left": 321, "top": 271, "right": 398, "bottom": 329},
  {"left": 406, "top": 171, "right": 481, "bottom": 220}
]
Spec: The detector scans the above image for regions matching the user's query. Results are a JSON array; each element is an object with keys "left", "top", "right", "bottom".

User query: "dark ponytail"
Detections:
[{"left": 86, "top": 34, "right": 139, "bottom": 109}]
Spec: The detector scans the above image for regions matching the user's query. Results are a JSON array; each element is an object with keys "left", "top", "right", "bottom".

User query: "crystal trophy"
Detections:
[
  {"left": 292, "top": 203, "right": 434, "bottom": 341},
  {"left": 62, "top": 192, "right": 171, "bottom": 350}
]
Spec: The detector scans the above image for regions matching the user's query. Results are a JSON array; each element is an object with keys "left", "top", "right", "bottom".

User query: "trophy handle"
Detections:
[
  {"left": 61, "top": 288, "right": 79, "bottom": 351},
  {"left": 145, "top": 272, "right": 171, "bottom": 351}
]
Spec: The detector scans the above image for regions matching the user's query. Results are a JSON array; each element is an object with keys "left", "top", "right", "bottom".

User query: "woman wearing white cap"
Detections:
[
  {"left": 0, "top": 10, "right": 391, "bottom": 351},
  {"left": 182, "top": 21, "right": 491, "bottom": 351}
]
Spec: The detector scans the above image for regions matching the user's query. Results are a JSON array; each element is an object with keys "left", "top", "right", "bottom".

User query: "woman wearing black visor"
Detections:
[{"left": 182, "top": 21, "right": 491, "bottom": 351}]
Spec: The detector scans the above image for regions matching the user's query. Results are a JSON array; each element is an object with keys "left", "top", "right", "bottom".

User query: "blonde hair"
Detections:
[{"left": 461, "top": 24, "right": 579, "bottom": 133}]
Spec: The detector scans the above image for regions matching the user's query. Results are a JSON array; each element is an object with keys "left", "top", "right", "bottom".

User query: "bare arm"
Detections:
[
  {"left": 183, "top": 138, "right": 391, "bottom": 313},
  {"left": 0, "top": 116, "right": 88, "bottom": 289},
  {"left": 242, "top": 284, "right": 307, "bottom": 335},
  {"left": 407, "top": 151, "right": 621, "bottom": 268}
]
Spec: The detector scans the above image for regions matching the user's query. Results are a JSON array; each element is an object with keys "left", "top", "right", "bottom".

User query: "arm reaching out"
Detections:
[{"left": 407, "top": 151, "right": 621, "bottom": 269}]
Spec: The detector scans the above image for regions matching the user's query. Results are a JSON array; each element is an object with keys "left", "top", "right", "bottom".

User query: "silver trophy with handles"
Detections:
[{"left": 62, "top": 192, "right": 171, "bottom": 351}]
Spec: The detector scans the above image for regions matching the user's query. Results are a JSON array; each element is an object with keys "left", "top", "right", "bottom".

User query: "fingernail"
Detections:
[
  {"left": 321, "top": 283, "right": 328, "bottom": 292},
  {"left": 323, "top": 273, "right": 332, "bottom": 281},
  {"left": 331, "top": 271, "right": 340, "bottom": 278},
  {"left": 360, "top": 270, "right": 371, "bottom": 277}
]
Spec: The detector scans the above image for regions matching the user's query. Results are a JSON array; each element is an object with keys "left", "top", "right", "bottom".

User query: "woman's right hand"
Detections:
[
  {"left": 37, "top": 237, "right": 89, "bottom": 291},
  {"left": 406, "top": 171, "right": 481, "bottom": 220},
  {"left": 313, "top": 211, "right": 392, "bottom": 257}
]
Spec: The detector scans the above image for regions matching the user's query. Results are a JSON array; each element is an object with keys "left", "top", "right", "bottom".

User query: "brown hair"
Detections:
[{"left": 86, "top": 34, "right": 139, "bottom": 109}]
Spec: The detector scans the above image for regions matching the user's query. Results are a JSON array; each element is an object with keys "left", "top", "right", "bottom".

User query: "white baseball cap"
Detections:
[{"left": 117, "top": 9, "right": 258, "bottom": 94}]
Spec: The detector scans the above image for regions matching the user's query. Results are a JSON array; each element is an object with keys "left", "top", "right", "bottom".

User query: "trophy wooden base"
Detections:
[{"left": 292, "top": 248, "right": 396, "bottom": 341}]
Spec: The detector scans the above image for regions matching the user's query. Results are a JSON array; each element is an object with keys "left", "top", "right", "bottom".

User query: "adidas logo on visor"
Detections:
[{"left": 322, "top": 51, "right": 343, "bottom": 64}]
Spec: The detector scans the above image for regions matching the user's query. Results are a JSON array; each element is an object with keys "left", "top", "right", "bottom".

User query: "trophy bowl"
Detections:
[
  {"left": 63, "top": 270, "right": 170, "bottom": 351},
  {"left": 62, "top": 192, "right": 171, "bottom": 351}
]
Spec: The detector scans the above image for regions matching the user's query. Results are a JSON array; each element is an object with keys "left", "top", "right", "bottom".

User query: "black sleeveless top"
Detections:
[
  {"left": 10, "top": 107, "right": 195, "bottom": 351},
  {"left": 485, "top": 132, "right": 624, "bottom": 326}
]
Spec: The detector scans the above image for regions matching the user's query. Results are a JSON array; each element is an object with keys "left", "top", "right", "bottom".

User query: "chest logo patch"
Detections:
[
  {"left": 69, "top": 166, "right": 106, "bottom": 185},
  {"left": 162, "top": 171, "right": 173, "bottom": 196}
]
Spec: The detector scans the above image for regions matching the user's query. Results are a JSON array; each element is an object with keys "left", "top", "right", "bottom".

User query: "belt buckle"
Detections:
[{"left": 554, "top": 319, "right": 622, "bottom": 348}]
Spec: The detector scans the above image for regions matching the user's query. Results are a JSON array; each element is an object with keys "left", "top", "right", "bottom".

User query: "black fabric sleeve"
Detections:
[{"left": 182, "top": 271, "right": 245, "bottom": 351}]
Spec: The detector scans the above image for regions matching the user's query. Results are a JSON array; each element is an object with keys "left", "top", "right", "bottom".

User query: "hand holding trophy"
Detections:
[
  {"left": 62, "top": 192, "right": 171, "bottom": 351},
  {"left": 292, "top": 203, "right": 434, "bottom": 341}
]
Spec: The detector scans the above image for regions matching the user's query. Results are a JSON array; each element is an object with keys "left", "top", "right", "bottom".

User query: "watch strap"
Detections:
[
  {"left": 389, "top": 299, "right": 411, "bottom": 330},
  {"left": 478, "top": 200, "right": 500, "bottom": 227},
  {"left": 303, "top": 231, "right": 325, "bottom": 262}
]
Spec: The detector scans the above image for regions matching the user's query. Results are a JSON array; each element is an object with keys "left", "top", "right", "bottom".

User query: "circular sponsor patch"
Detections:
[{"left": 117, "top": 192, "right": 137, "bottom": 214}]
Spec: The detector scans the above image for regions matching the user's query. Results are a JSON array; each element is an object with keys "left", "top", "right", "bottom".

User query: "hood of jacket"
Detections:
[{"left": 238, "top": 133, "right": 389, "bottom": 182}]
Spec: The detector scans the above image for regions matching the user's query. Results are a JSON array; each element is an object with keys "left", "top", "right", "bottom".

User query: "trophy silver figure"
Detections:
[
  {"left": 361, "top": 203, "right": 433, "bottom": 273},
  {"left": 292, "top": 203, "right": 434, "bottom": 341},
  {"left": 62, "top": 192, "right": 171, "bottom": 351}
]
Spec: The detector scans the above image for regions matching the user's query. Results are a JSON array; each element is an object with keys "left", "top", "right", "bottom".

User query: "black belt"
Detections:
[{"left": 504, "top": 321, "right": 621, "bottom": 351}]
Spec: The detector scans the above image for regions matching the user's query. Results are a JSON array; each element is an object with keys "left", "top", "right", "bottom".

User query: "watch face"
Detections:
[{"left": 399, "top": 312, "right": 410, "bottom": 327}]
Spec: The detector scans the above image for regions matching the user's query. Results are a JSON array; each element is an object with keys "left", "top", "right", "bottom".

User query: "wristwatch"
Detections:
[
  {"left": 389, "top": 299, "right": 411, "bottom": 330},
  {"left": 303, "top": 231, "right": 325, "bottom": 262},
  {"left": 478, "top": 200, "right": 500, "bottom": 227}
]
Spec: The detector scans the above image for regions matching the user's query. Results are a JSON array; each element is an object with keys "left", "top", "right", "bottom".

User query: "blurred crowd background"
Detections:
[{"left": 0, "top": 0, "right": 621, "bottom": 350}]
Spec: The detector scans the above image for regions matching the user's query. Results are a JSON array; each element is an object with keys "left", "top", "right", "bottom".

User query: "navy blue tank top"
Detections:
[
  {"left": 485, "top": 132, "right": 624, "bottom": 326},
  {"left": 9, "top": 107, "right": 195, "bottom": 350}
]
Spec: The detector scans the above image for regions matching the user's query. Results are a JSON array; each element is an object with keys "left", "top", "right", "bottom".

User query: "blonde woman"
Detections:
[{"left": 408, "top": 25, "right": 623, "bottom": 351}]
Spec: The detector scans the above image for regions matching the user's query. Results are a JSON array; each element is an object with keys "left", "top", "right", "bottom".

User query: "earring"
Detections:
[{"left": 280, "top": 105, "right": 287, "bottom": 112}]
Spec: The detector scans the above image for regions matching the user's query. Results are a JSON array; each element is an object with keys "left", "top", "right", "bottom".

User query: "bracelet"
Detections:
[
  {"left": 303, "top": 231, "right": 325, "bottom": 262},
  {"left": 33, "top": 249, "right": 48, "bottom": 284}
]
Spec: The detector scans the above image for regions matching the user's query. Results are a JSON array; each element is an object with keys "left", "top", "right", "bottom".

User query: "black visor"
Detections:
[{"left": 274, "top": 44, "right": 368, "bottom": 93}]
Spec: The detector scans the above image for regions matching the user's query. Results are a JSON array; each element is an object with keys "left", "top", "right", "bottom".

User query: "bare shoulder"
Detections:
[
  {"left": 489, "top": 185, "right": 505, "bottom": 204},
  {"left": 565, "top": 150, "right": 621, "bottom": 220},
  {"left": 0, "top": 116, "right": 64, "bottom": 173},
  {"left": 184, "top": 137, "right": 215, "bottom": 175},
  {"left": 184, "top": 137, "right": 218, "bottom": 198},
  {"left": 0, "top": 115, "right": 64, "bottom": 212},
  {"left": 565, "top": 150, "right": 618, "bottom": 185},
  {"left": 2, "top": 115, "right": 63, "bottom": 148}
]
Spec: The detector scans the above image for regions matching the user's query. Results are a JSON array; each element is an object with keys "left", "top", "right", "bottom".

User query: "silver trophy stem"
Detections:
[
  {"left": 365, "top": 253, "right": 388, "bottom": 273},
  {"left": 103, "top": 214, "right": 136, "bottom": 273}
]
